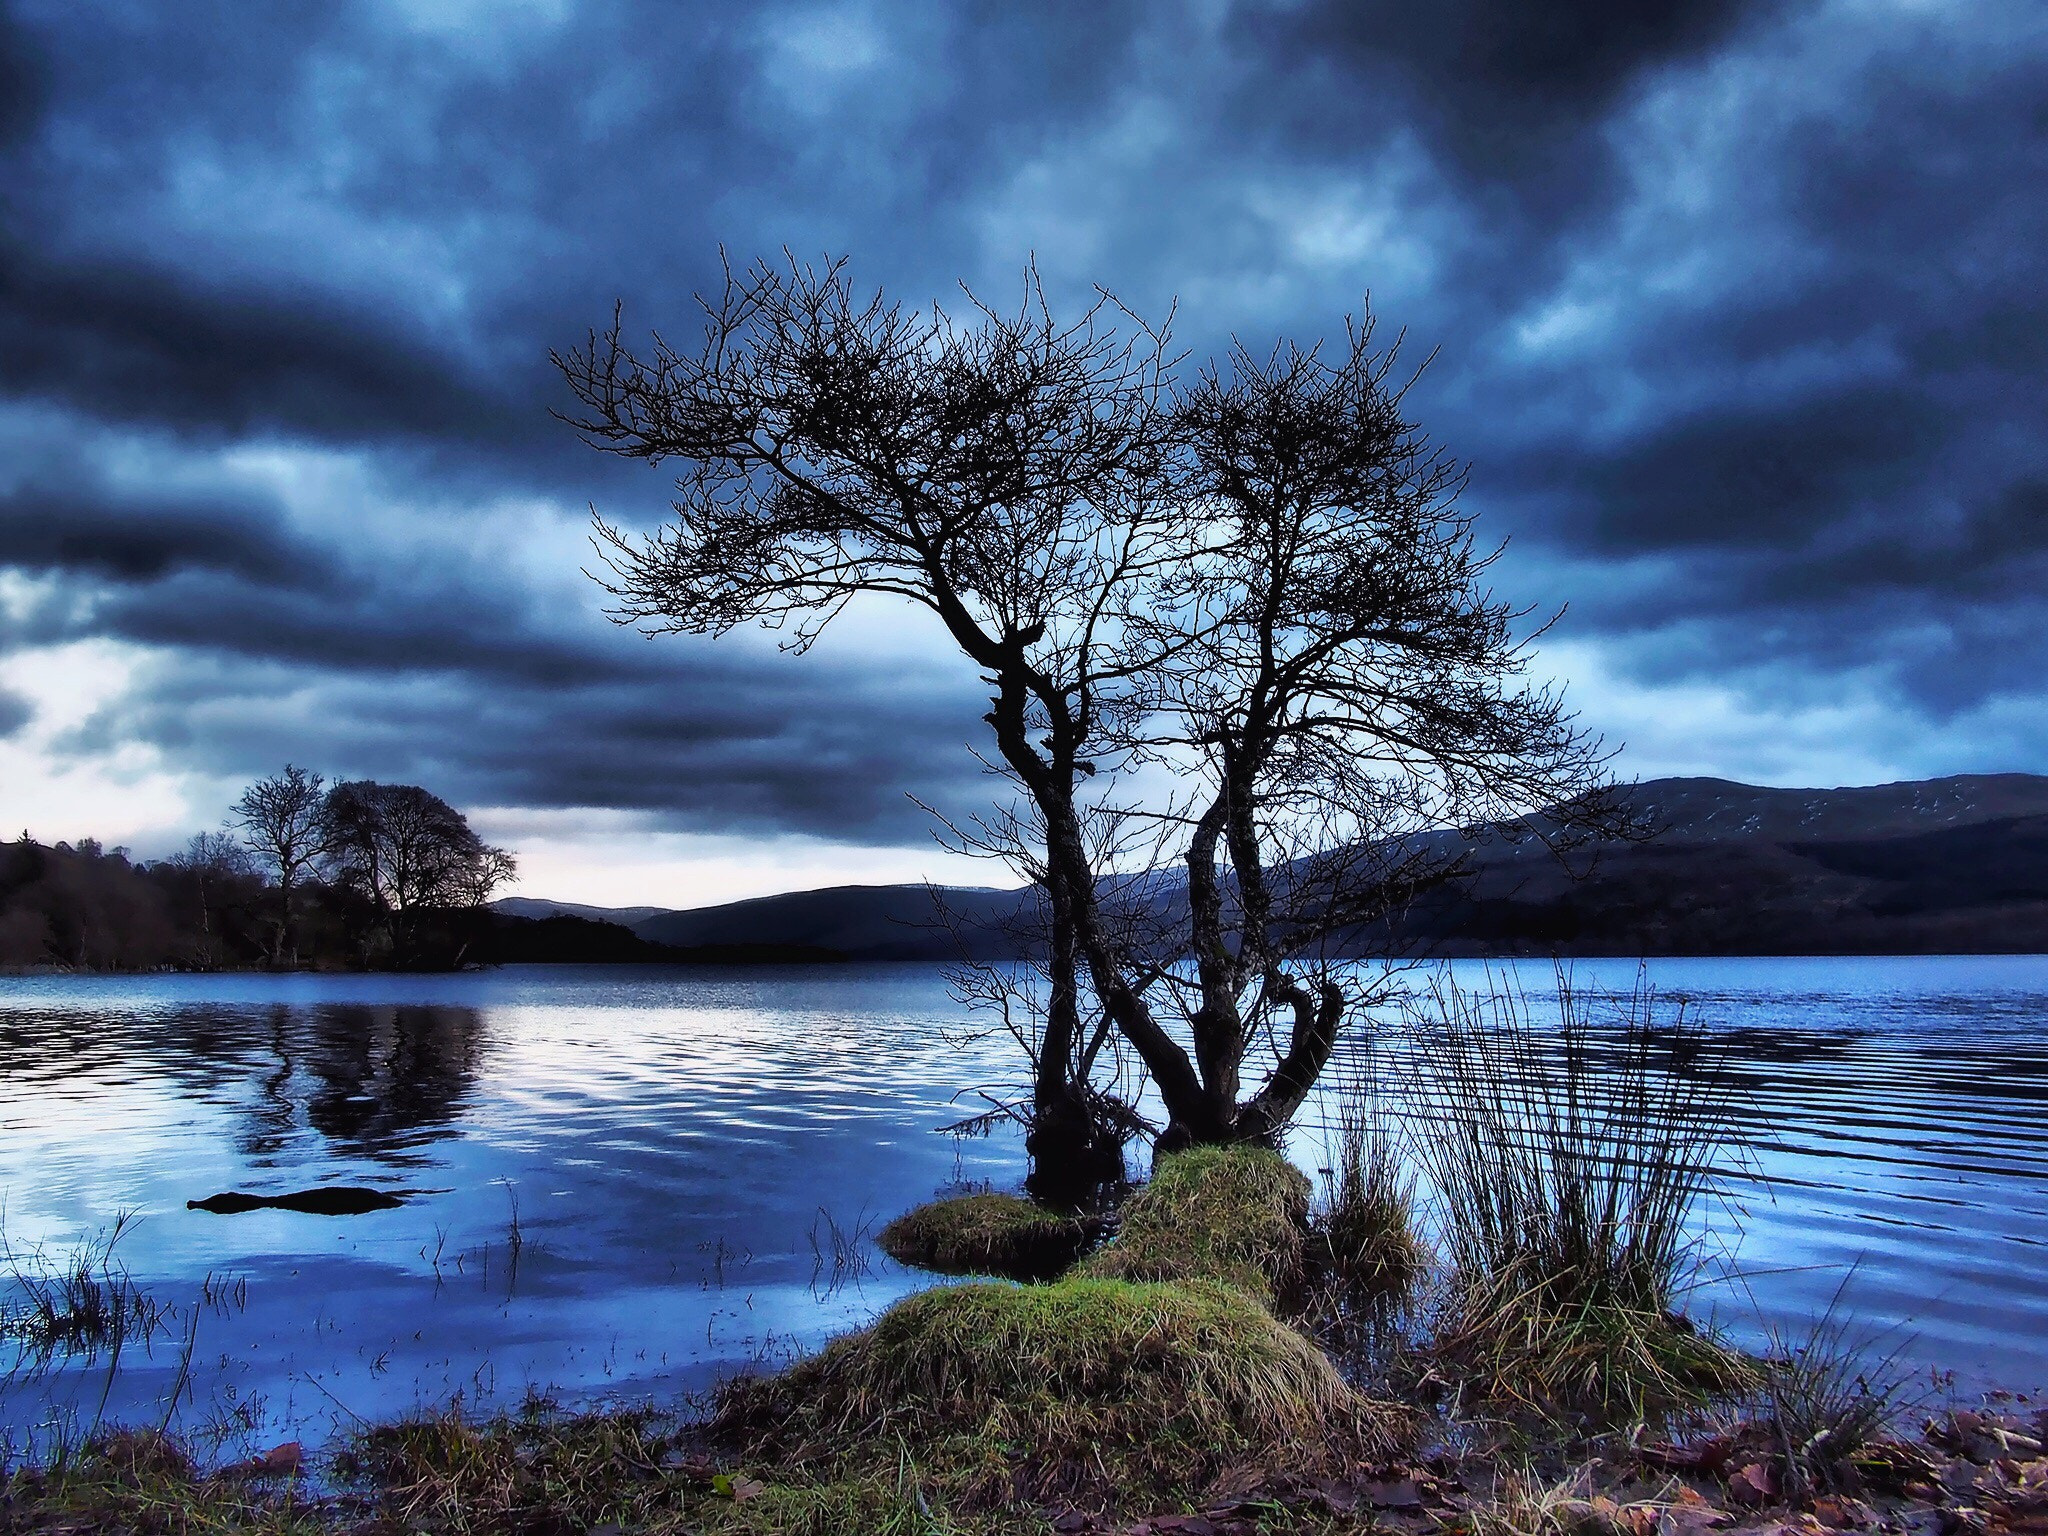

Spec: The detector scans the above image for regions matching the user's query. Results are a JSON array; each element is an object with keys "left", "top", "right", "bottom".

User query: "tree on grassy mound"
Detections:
[
  {"left": 1077, "top": 1145, "right": 1310, "bottom": 1304},
  {"left": 878, "top": 1193, "right": 1103, "bottom": 1282},
  {"left": 562, "top": 260, "right": 1622, "bottom": 1192},
  {"left": 714, "top": 1275, "right": 1390, "bottom": 1508}
]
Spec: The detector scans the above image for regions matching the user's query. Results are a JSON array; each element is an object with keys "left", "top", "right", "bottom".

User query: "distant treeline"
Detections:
[{"left": 0, "top": 768, "right": 514, "bottom": 972}]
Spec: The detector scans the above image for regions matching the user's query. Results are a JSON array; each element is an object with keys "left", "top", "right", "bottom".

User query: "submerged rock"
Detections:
[{"left": 188, "top": 1187, "right": 406, "bottom": 1216}]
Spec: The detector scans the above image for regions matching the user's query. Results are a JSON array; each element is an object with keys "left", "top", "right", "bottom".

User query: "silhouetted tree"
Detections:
[
  {"left": 561, "top": 256, "right": 1619, "bottom": 1170},
  {"left": 320, "top": 781, "right": 515, "bottom": 964},
  {"left": 234, "top": 764, "right": 328, "bottom": 966},
  {"left": 0, "top": 835, "right": 184, "bottom": 969},
  {"left": 1119, "top": 326, "right": 1617, "bottom": 1146},
  {"left": 165, "top": 831, "right": 264, "bottom": 968},
  {"left": 558, "top": 255, "right": 1179, "bottom": 1197}
]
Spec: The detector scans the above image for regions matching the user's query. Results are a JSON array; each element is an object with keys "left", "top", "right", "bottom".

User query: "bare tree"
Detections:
[
  {"left": 559, "top": 256, "right": 1621, "bottom": 1178},
  {"left": 556, "top": 254, "right": 1187, "bottom": 1198},
  {"left": 1115, "top": 324, "right": 1622, "bottom": 1146},
  {"left": 234, "top": 763, "right": 328, "bottom": 965},
  {"left": 167, "top": 830, "right": 262, "bottom": 968}
]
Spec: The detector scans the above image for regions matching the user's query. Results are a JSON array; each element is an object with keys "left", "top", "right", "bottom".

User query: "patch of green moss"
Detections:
[
  {"left": 878, "top": 1193, "right": 1101, "bottom": 1281},
  {"left": 1077, "top": 1145, "right": 1312, "bottom": 1303},
  {"left": 716, "top": 1274, "right": 1386, "bottom": 1507}
]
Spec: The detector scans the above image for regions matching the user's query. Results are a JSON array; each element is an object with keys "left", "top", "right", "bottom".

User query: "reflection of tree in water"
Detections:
[{"left": 235, "top": 1004, "right": 486, "bottom": 1165}]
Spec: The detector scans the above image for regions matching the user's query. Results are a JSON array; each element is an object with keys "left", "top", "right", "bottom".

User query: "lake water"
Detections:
[{"left": 2, "top": 957, "right": 2044, "bottom": 1456}]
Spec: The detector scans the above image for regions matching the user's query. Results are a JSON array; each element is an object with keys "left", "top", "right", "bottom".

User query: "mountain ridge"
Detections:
[{"left": 491, "top": 773, "right": 2048, "bottom": 959}]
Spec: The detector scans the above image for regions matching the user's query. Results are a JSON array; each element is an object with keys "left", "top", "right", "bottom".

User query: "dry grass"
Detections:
[
  {"left": 0, "top": 1427, "right": 326, "bottom": 1535},
  {"left": 878, "top": 1194, "right": 1101, "bottom": 1282},
  {"left": 1076, "top": 1145, "right": 1311, "bottom": 1303}
]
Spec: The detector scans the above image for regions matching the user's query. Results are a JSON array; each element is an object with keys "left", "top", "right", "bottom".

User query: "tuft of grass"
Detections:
[
  {"left": 1463, "top": 1464, "right": 1597, "bottom": 1536},
  {"left": 1314, "top": 1073, "right": 1430, "bottom": 1301},
  {"left": 714, "top": 1274, "right": 1392, "bottom": 1507},
  {"left": 0, "top": 1426, "right": 326, "bottom": 1534},
  {"left": 343, "top": 1402, "right": 689, "bottom": 1533},
  {"left": 1754, "top": 1281, "right": 1918, "bottom": 1499},
  {"left": 1076, "top": 1145, "right": 1311, "bottom": 1303},
  {"left": 878, "top": 1194, "right": 1102, "bottom": 1282},
  {"left": 1, "top": 1213, "right": 170, "bottom": 1371},
  {"left": 1410, "top": 971, "right": 1752, "bottom": 1419}
]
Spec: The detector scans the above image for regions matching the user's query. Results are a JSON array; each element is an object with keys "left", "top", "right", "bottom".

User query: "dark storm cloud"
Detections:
[
  {"left": 1473, "top": 20, "right": 2048, "bottom": 716},
  {"left": 0, "top": 239, "right": 519, "bottom": 445},
  {"left": 0, "top": 476, "right": 324, "bottom": 587},
  {"left": 64, "top": 645, "right": 988, "bottom": 840},
  {"left": 0, "top": 462, "right": 989, "bottom": 835},
  {"left": 0, "top": 7, "right": 45, "bottom": 150},
  {"left": 1238, "top": 0, "right": 1783, "bottom": 194},
  {"left": 2, "top": 0, "right": 2046, "bottom": 832}
]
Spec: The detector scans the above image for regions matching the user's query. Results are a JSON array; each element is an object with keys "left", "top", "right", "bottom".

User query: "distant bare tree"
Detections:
[
  {"left": 321, "top": 782, "right": 514, "bottom": 961},
  {"left": 234, "top": 764, "right": 328, "bottom": 965},
  {"left": 168, "top": 830, "right": 262, "bottom": 967}
]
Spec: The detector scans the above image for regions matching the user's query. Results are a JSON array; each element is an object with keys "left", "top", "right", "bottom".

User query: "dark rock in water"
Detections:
[{"left": 188, "top": 1187, "right": 406, "bottom": 1216}]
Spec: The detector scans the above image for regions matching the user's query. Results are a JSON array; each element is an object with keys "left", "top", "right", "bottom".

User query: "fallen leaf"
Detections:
[
  {"left": 259, "top": 1442, "right": 303, "bottom": 1475},
  {"left": 1812, "top": 1496, "right": 1879, "bottom": 1529},
  {"left": 1657, "top": 1505, "right": 1730, "bottom": 1536},
  {"left": 1728, "top": 1465, "right": 1780, "bottom": 1507}
]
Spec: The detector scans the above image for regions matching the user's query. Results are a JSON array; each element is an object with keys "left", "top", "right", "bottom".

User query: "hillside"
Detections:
[
  {"left": 1396, "top": 773, "right": 2048, "bottom": 955},
  {"left": 629, "top": 884, "right": 1036, "bottom": 961},
  {"left": 494, "top": 774, "right": 2048, "bottom": 961}
]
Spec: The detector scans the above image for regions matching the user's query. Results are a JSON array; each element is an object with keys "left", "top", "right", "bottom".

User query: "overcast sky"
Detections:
[{"left": 1, "top": 0, "right": 2044, "bottom": 907}]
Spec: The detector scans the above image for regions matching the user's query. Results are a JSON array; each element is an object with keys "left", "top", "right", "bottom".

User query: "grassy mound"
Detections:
[
  {"left": 716, "top": 1275, "right": 1383, "bottom": 1505},
  {"left": 877, "top": 1193, "right": 1100, "bottom": 1281},
  {"left": 1077, "top": 1144, "right": 1311, "bottom": 1302}
]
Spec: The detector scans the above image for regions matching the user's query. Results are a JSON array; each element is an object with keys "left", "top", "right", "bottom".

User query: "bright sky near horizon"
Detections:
[{"left": 2, "top": 2, "right": 2044, "bottom": 908}]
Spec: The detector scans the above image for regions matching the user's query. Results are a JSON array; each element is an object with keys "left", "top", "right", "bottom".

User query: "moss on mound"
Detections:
[
  {"left": 878, "top": 1193, "right": 1100, "bottom": 1281},
  {"left": 1077, "top": 1144, "right": 1312, "bottom": 1302},
  {"left": 716, "top": 1275, "right": 1384, "bottom": 1504}
]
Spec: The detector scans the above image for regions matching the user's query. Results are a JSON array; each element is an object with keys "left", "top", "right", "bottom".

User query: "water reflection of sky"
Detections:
[{"left": 3, "top": 957, "right": 2046, "bottom": 1454}]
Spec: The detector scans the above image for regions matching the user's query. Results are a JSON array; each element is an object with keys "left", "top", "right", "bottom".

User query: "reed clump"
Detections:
[
  {"left": 877, "top": 1193, "right": 1101, "bottom": 1282},
  {"left": 1410, "top": 972, "right": 1754, "bottom": 1418},
  {"left": 1, "top": 1213, "right": 169, "bottom": 1369},
  {"left": 1753, "top": 1283, "right": 1918, "bottom": 1498},
  {"left": 1076, "top": 1144, "right": 1311, "bottom": 1304},
  {"left": 1313, "top": 1073, "right": 1430, "bottom": 1302}
]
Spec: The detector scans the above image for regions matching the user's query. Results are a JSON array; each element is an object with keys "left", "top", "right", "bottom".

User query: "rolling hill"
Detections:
[{"left": 493, "top": 774, "right": 2048, "bottom": 960}]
